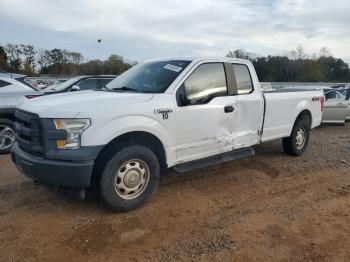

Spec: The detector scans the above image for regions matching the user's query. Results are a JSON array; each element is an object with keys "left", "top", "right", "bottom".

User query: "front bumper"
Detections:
[{"left": 11, "top": 142, "right": 94, "bottom": 189}]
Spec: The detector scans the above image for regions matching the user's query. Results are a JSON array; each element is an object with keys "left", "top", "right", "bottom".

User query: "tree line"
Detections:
[
  {"left": 226, "top": 46, "right": 350, "bottom": 82},
  {"left": 1, "top": 43, "right": 349, "bottom": 82},
  {"left": 0, "top": 43, "right": 132, "bottom": 76}
]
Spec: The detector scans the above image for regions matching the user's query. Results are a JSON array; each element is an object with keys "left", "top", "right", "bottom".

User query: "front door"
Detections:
[
  {"left": 323, "top": 90, "right": 348, "bottom": 124},
  {"left": 175, "top": 62, "right": 236, "bottom": 163}
]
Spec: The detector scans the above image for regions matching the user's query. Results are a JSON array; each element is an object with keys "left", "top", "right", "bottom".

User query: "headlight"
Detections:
[{"left": 53, "top": 119, "right": 90, "bottom": 149}]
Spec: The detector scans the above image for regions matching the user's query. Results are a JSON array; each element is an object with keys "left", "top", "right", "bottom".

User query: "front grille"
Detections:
[{"left": 15, "top": 109, "right": 44, "bottom": 156}]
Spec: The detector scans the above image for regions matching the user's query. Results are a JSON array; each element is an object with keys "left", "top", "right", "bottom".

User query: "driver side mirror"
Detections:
[
  {"left": 70, "top": 85, "right": 80, "bottom": 92},
  {"left": 176, "top": 84, "right": 188, "bottom": 106}
]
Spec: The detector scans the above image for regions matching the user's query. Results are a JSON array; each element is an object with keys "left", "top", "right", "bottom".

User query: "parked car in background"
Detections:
[
  {"left": 322, "top": 87, "right": 350, "bottom": 124},
  {"left": 55, "top": 79, "right": 67, "bottom": 85},
  {"left": 44, "top": 75, "right": 116, "bottom": 94},
  {"left": 42, "top": 79, "right": 68, "bottom": 90},
  {"left": 0, "top": 72, "right": 43, "bottom": 153},
  {"left": 260, "top": 82, "right": 272, "bottom": 91},
  {"left": 31, "top": 79, "right": 50, "bottom": 89}
]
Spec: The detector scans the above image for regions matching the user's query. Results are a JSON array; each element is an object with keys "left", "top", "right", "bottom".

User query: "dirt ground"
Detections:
[{"left": 1, "top": 124, "right": 350, "bottom": 262}]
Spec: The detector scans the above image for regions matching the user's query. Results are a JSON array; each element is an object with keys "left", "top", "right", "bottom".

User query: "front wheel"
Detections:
[
  {"left": 99, "top": 145, "right": 160, "bottom": 212},
  {"left": 282, "top": 119, "right": 310, "bottom": 156},
  {"left": 0, "top": 119, "right": 15, "bottom": 154}
]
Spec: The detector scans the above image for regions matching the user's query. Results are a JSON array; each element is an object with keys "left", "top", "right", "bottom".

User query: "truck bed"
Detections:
[
  {"left": 262, "top": 89, "right": 323, "bottom": 142},
  {"left": 263, "top": 88, "right": 320, "bottom": 93}
]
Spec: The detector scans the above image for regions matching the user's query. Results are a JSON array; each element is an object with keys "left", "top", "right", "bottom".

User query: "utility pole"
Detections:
[{"left": 97, "top": 39, "right": 101, "bottom": 60}]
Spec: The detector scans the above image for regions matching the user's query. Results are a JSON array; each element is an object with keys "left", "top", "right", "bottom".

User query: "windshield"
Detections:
[
  {"left": 106, "top": 60, "right": 191, "bottom": 93},
  {"left": 48, "top": 76, "right": 85, "bottom": 91}
]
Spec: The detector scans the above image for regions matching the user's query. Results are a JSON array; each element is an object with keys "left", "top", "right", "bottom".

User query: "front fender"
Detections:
[
  {"left": 82, "top": 115, "right": 176, "bottom": 166},
  {"left": 83, "top": 115, "right": 174, "bottom": 147}
]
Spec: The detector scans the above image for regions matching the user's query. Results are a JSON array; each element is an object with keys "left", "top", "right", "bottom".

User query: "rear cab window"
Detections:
[{"left": 232, "top": 64, "right": 254, "bottom": 94}]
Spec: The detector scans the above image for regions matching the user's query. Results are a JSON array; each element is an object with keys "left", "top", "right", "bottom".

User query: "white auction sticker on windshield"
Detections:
[{"left": 163, "top": 64, "right": 182, "bottom": 72}]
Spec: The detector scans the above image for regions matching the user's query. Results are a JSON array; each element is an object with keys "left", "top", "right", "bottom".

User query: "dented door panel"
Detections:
[{"left": 175, "top": 96, "right": 236, "bottom": 163}]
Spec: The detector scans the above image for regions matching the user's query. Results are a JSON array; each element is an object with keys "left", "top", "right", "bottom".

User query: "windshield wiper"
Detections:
[{"left": 111, "top": 86, "right": 139, "bottom": 92}]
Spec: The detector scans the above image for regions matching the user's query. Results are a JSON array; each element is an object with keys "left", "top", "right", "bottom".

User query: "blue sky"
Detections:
[{"left": 0, "top": 0, "right": 349, "bottom": 63}]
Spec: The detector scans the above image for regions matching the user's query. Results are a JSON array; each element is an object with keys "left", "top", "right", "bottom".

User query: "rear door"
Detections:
[
  {"left": 174, "top": 62, "right": 235, "bottom": 163},
  {"left": 323, "top": 90, "right": 348, "bottom": 123},
  {"left": 231, "top": 63, "right": 264, "bottom": 148}
]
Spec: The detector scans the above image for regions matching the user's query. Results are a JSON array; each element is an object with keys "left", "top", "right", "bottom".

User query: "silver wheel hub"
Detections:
[
  {"left": 295, "top": 128, "right": 306, "bottom": 149},
  {"left": 124, "top": 171, "right": 140, "bottom": 187},
  {"left": 0, "top": 125, "right": 15, "bottom": 150},
  {"left": 114, "top": 159, "right": 150, "bottom": 200}
]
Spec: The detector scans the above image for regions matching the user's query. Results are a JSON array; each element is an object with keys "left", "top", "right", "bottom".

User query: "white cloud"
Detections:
[{"left": 0, "top": 0, "right": 349, "bottom": 61}]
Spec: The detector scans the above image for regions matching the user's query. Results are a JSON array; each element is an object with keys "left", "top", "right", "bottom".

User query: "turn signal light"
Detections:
[{"left": 56, "top": 140, "right": 65, "bottom": 148}]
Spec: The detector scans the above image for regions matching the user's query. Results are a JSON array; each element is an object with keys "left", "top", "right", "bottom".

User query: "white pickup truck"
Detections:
[{"left": 11, "top": 57, "right": 324, "bottom": 211}]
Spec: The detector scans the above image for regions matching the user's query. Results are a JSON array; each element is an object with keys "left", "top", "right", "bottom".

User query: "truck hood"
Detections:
[{"left": 18, "top": 91, "right": 154, "bottom": 118}]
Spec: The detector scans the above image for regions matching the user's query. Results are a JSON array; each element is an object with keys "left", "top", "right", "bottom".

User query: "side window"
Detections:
[
  {"left": 76, "top": 78, "right": 98, "bottom": 91},
  {"left": 325, "top": 91, "right": 343, "bottom": 100},
  {"left": 233, "top": 64, "right": 253, "bottom": 94},
  {"left": 96, "top": 78, "right": 114, "bottom": 89},
  {"left": 338, "top": 89, "right": 347, "bottom": 97},
  {"left": 184, "top": 63, "right": 227, "bottom": 105},
  {"left": 335, "top": 91, "right": 345, "bottom": 99},
  {"left": 0, "top": 79, "right": 10, "bottom": 88}
]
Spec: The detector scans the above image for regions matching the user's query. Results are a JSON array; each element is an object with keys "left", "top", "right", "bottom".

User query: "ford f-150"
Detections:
[{"left": 11, "top": 57, "right": 324, "bottom": 211}]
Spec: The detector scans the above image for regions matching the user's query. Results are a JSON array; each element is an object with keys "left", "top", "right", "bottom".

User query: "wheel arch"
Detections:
[
  {"left": 91, "top": 131, "right": 167, "bottom": 187},
  {"left": 0, "top": 108, "right": 16, "bottom": 122},
  {"left": 294, "top": 109, "right": 312, "bottom": 129}
]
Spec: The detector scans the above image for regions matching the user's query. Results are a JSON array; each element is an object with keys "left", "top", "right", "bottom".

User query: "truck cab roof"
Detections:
[{"left": 145, "top": 57, "right": 251, "bottom": 64}]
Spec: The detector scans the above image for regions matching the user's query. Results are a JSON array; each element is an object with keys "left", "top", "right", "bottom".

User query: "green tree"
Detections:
[
  {"left": 102, "top": 54, "right": 130, "bottom": 75},
  {"left": 21, "top": 44, "right": 36, "bottom": 76},
  {"left": 5, "top": 44, "right": 22, "bottom": 72},
  {"left": 229, "top": 46, "right": 350, "bottom": 82},
  {"left": 37, "top": 49, "right": 50, "bottom": 73},
  {"left": 318, "top": 56, "right": 350, "bottom": 82},
  {"left": 0, "top": 45, "right": 9, "bottom": 71},
  {"left": 79, "top": 60, "right": 104, "bottom": 75},
  {"left": 226, "top": 49, "right": 254, "bottom": 60}
]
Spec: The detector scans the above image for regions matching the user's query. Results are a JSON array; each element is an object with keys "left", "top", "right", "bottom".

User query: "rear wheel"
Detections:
[
  {"left": 282, "top": 118, "right": 310, "bottom": 156},
  {"left": 0, "top": 119, "right": 15, "bottom": 154},
  {"left": 99, "top": 145, "right": 160, "bottom": 212}
]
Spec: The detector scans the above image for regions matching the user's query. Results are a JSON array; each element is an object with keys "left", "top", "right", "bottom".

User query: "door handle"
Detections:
[{"left": 224, "top": 106, "right": 234, "bottom": 113}]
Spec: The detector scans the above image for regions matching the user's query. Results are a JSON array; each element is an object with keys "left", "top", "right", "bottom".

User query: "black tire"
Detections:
[
  {"left": 282, "top": 118, "right": 310, "bottom": 156},
  {"left": 99, "top": 145, "right": 160, "bottom": 212},
  {"left": 0, "top": 118, "right": 15, "bottom": 154}
]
